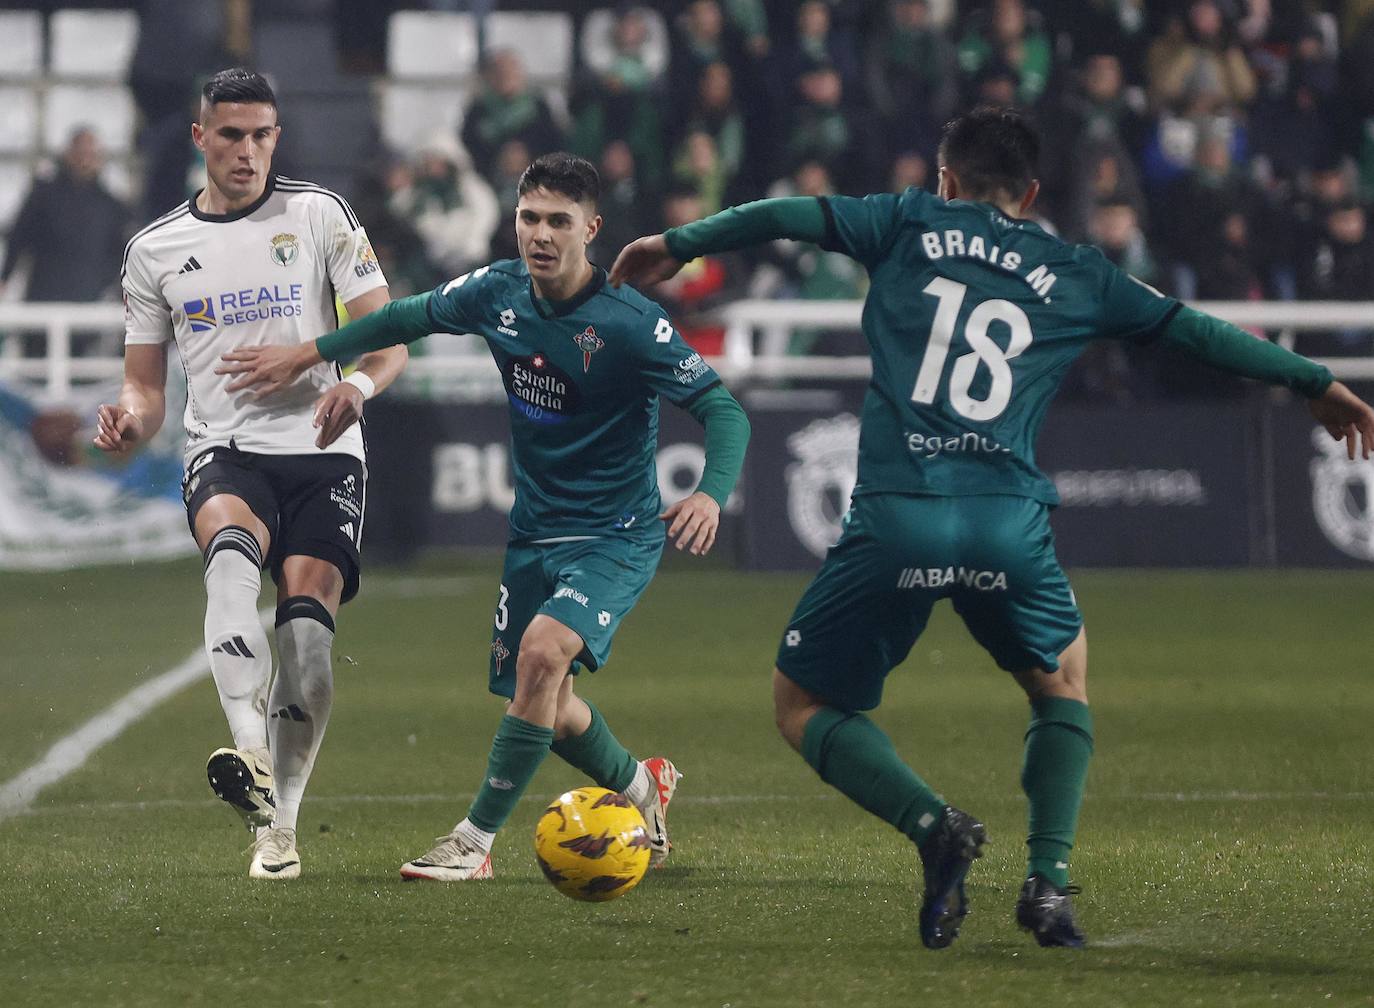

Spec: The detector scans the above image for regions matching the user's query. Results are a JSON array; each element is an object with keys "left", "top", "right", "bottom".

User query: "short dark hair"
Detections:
[
  {"left": 202, "top": 67, "right": 277, "bottom": 108},
  {"left": 938, "top": 106, "right": 1040, "bottom": 203},
  {"left": 517, "top": 152, "right": 599, "bottom": 207}
]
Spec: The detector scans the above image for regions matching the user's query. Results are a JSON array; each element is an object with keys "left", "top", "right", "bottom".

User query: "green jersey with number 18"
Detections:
[
  {"left": 820, "top": 187, "right": 1180, "bottom": 505},
  {"left": 426, "top": 259, "right": 721, "bottom": 540}
]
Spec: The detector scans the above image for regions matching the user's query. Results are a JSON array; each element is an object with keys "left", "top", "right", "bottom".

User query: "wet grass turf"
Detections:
[{"left": 2, "top": 559, "right": 1372, "bottom": 1006}]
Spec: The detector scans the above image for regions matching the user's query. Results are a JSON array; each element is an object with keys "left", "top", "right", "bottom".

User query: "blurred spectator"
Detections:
[
  {"left": 652, "top": 188, "right": 740, "bottom": 355},
  {"left": 724, "top": 0, "right": 772, "bottom": 59},
  {"left": 678, "top": 62, "right": 746, "bottom": 190},
  {"left": 488, "top": 139, "right": 532, "bottom": 262},
  {"left": 1299, "top": 201, "right": 1374, "bottom": 308},
  {"left": 1250, "top": 18, "right": 1338, "bottom": 185},
  {"left": 580, "top": 6, "right": 670, "bottom": 91},
  {"left": 1194, "top": 211, "right": 1264, "bottom": 302},
  {"left": 864, "top": 0, "right": 956, "bottom": 163},
  {"left": 2, "top": 129, "right": 129, "bottom": 304},
  {"left": 386, "top": 134, "right": 500, "bottom": 277},
  {"left": 588, "top": 140, "right": 655, "bottom": 267},
  {"left": 349, "top": 158, "right": 439, "bottom": 297},
  {"left": 1158, "top": 130, "right": 1260, "bottom": 297},
  {"left": 1060, "top": 141, "right": 1146, "bottom": 241},
  {"left": 1146, "top": 2, "right": 1256, "bottom": 115},
  {"left": 957, "top": 0, "right": 1054, "bottom": 106},
  {"left": 461, "top": 51, "right": 563, "bottom": 181},
  {"left": 672, "top": 130, "right": 728, "bottom": 215},
  {"left": 776, "top": 2, "right": 859, "bottom": 92},
  {"left": 571, "top": 8, "right": 667, "bottom": 193},
  {"left": 671, "top": 0, "right": 745, "bottom": 98},
  {"left": 785, "top": 65, "right": 871, "bottom": 189},
  {"left": 890, "top": 151, "right": 931, "bottom": 192},
  {"left": 1087, "top": 198, "right": 1158, "bottom": 283}
]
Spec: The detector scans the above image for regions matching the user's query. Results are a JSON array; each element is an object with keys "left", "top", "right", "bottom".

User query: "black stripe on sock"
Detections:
[{"left": 275, "top": 595, "right": 336, "bottom": 633}]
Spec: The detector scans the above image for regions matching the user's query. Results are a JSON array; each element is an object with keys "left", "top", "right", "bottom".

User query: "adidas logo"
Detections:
[
  {"left": 177, "top": 256, "right": 204, "bottom": 274},
  {"left": 339, "top": 521, "right": 354, "bottom": 540},
  {"left": 271, "top": 704, "right": 308, "bottom": 722},
  {"left": 212, "top": 635, "right": 256, "bottom": 659}
]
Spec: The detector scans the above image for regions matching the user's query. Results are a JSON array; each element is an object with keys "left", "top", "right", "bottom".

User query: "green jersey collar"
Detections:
[{"left": 531, "top": 265, "right": 607, "bottom": 319}]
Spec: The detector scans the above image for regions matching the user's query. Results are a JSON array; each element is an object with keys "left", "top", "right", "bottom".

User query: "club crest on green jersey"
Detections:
[{"left": 574, "top": 326, "right": 605, "bottom": 373}]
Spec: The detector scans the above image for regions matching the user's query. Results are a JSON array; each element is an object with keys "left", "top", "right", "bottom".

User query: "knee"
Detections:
[
  {"left": 516, "top": 638, "right": 573, "bottom": 695},
  {"left": 772, "top": 669, "right": 820, "bottom": 751}
]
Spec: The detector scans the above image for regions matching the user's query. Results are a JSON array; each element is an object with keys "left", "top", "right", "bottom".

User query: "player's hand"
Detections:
[
  {"left": 216, "top": 343, "right": 319, "bottom": 397},
  {"left": 312, "top": 382, "right": 365, "bottom": 449},
  {"left": 661, "top": 491, "right": 721, "bottom": 556},
  {"left": 1309, "top": 380, "right": 1374, "bottom": 460},
  {"left": 608, "top": 234, "right": 685, "bottom": 289},
  {"left": 92, "top": 403, "right": 145, "bottom": 453}
]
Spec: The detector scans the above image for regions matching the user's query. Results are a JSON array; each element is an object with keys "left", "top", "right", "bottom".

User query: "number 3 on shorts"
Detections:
[{"left": 494, "top": 583, "right": 509, "bottom": 630}]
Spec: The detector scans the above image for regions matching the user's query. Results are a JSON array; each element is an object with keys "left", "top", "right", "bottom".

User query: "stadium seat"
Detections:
[
  {"left": 0, "top": 11, "right": 43, "bottom": 79},
  {"left": 255, "top": 21, "right": 342, "bottom": 90},
  {"left": 0, "top": 87, "right": 39, "bottom": 154},
  {"left": 387, "top": 11, "right": 478, "bottom": 80},
  {"left": 43, "top": 85, "right": 135, "bottom": 155},
  {"left": 49, "top": 9, "right": 139, "bottom": 80},
  {"left": 484, "top": 12, "right": 573, "bottom": 84},
  {"left": 377, "top": 81, "right": 467, "bottom": 153},
  {"left": 0, "top": 159, "right": 31, "bottom": 230}
]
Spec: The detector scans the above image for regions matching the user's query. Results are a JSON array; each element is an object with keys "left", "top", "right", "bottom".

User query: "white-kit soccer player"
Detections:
[{"left": 94, "top": 68, "right": 407, "bottom": 879}]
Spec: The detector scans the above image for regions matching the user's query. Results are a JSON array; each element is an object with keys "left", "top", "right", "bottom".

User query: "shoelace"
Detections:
[
  {"left": 423, "top": 834, "right": 481, "bottom": 863},
  {"left": 243, "top": 828, "right": 296, "bottom": 859}
]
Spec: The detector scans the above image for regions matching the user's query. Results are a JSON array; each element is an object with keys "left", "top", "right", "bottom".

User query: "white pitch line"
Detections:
[
  {"left": 0, "top": 573, "right": 483, "bottom": 824},
  {"left": 0, "top": 606, "right": 273, "bottom": 823}
]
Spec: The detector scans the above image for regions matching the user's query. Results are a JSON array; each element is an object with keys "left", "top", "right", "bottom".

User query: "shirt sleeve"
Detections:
[
  {"left": 424, "top": 265, "right": 492, "bottom": 335},
  {"left": 634, "top": 310, "right": 721, "bottom": 405},
  {"left": 121, "top": 244, "right": 172, "bottom": 346},
  {"left": 818, "top": 191, "right": 904, "bottom": 268},
  {"left": 319, "top": 193, "right": 388, "bottom": 304},
  {"left": 1094, "top": 251, "right": 1181, "bottom": 343}
]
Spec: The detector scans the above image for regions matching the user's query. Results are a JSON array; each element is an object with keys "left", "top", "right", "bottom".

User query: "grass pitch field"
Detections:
[{"left": 2, "top": 557, "right": 1372, "bottom": 1007}]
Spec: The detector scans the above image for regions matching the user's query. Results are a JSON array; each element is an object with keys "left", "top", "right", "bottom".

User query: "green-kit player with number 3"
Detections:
[
  {"left": 611, "top": 107, "right": 1374, "bottom": 949},
  {"left": 221, "top": 153, "right": 750, "bottom": 882}
]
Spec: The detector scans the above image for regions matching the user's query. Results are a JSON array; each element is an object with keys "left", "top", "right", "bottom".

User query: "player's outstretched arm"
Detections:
[
  {"left": 93, "top": 343, "right": 167, "bottom": 453},
  {"left": 216, "top": 292, "right": 436, "bottom": 397},
  {"left": 1159, "top": 305, "right": 1374, "bottom": 460},
  {"left": 609, "top": 197, "right": 829, "bottom": 289},
  {"left": 662, "top": 385, "right": 750, "bottom": 555},
  {"left": 312, "top": 288, "right": 410, "bottom": 448}
]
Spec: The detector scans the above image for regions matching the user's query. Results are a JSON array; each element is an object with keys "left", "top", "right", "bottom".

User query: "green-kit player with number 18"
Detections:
[
  {"left": 220, "top": 153, "right": 750, "bottom": 881},
  {"left": 612, "top": 107, "right": 1374, "bottom": 948}
]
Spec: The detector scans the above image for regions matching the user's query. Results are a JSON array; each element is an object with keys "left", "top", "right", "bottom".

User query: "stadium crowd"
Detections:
[{"left": 5, "top": 0, "right": 1374, "bottom": 393}]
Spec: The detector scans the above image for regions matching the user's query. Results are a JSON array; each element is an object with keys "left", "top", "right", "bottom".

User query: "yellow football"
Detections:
[{"left": 533, "top": 787, "right": 652, "bottom": 902}]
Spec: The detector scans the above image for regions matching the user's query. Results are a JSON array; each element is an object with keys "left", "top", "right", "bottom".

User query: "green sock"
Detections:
[
  {"left": 801, "top": 707, "right": 947, "bottom": 846},
  {"left": 1021, "top": 696, "right": 1094, "bottom": 889},
  {"left": 550, "top": 700, "right": 638, "bottom": 792},
  {"left": 468, "top": 714, "right": 555, "bottom": 833}
]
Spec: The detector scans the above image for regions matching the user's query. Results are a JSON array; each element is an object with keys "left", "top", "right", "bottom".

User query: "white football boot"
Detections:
[
  {"left": 248, "top": 827, "right": 300, "bottom": 879},
  {"left": 636, "top": 757, "right": 681, "bottom": 869},
  {"left": 206, "top": 747, "right": 276, "bottom": 831},
  {"left": 400, "top": 833, "right": 494, "bottom": 881}
]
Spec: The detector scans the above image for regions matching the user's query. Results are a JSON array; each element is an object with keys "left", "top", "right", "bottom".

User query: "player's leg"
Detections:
[
  {"left": 404, "top": 614, "right": 578, "bottom": 882},
  {"left": 952, "top": 495, "right": 1088, "bottom": 946},
  {"left": 539, "top": 535, "right": 679, "bottom": 864},
  {"left": 187, "top": 449, "right": 278, "bottom": 832},
  {"left": 774, "top": 495, "right": 986, "bottom": 949},
  {"left": 250, "top": 455, "right": 362, "bottom": 879}
]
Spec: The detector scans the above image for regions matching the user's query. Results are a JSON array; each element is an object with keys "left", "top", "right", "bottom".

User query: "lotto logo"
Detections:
[
  {"left": 598, "top": 610, "right": 611, "bottom": 627},
  {"left": 785, "top": 630, "right": 801, "bottom": 647}
]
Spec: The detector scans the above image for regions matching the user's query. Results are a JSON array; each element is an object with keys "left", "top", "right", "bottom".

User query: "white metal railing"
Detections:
[{"left": 5, "top": 299, "right": 1374, "bottom": 399}]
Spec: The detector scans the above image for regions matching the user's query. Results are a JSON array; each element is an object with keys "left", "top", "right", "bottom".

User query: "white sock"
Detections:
[
  {"left": 453, "top": 817, "right": 496, "bottom": 854},
  {"left": 203, "top": 532, "right": 271, "bottom": 753},
  {"left": 622, "top": 762, "right": 654, "bottom": 808},
  {"left": 268, "top": 597, "right": 335, "bottom": 832}
]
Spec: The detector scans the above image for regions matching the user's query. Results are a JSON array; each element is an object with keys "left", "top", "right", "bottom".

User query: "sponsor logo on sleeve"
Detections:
[
  {"left": 673, "top": 351, "right": 710, "bottom": 384},
  {"left": 353, "top": 240, "right": 379, "bottom": 278}
]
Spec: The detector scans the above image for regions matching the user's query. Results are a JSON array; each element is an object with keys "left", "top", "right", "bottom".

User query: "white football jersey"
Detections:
[{"left": 122, "top": 174, "right": 388, "bottom": 465}]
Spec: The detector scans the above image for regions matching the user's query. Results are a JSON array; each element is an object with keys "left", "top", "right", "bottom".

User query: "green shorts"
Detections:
[
  {"left": 776, "top": 492, "right": 1082, "bottom": 712},
  {"left": 488, "top": 531, "right": 664, "bottom": 699}
]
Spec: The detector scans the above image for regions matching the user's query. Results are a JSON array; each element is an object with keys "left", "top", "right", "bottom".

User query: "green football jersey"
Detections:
[
  {"left": 426, "top": 259, "right": 721, "bottom": 539},
  {"left": 820, "top": 188, "right": 1180, "bottom": 504}
]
